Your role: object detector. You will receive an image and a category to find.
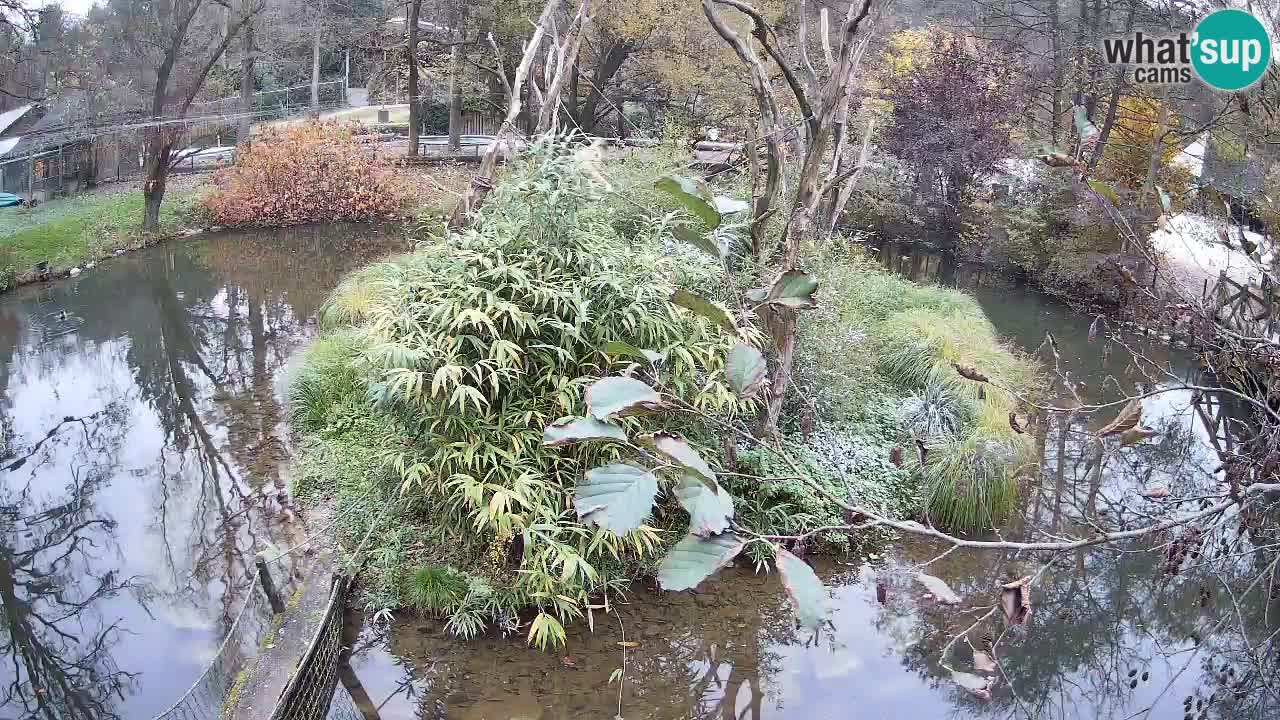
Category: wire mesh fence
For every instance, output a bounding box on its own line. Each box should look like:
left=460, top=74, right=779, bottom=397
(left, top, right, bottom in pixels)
left=269, top=573, right=353, bottom=720
left=149, top=568, right=276, bottom=720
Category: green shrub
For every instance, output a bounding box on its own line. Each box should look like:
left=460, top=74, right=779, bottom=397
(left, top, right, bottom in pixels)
left=295, top=139, right=744, bottom=645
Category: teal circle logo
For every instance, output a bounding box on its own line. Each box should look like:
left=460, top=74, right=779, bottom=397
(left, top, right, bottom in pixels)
left=1192, top=9, right=1272, bottom=91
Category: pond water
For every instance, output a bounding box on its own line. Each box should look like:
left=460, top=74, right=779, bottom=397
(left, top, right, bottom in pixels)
left=3, top=229, right=1273, bottom=720
left=0, top=224, right=406, bottom=720
left=338, top=242, right=1276, bottom=720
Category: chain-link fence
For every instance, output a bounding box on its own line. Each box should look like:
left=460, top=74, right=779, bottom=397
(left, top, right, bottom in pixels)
left=149, top=569, right=276, bottom=720
left=269, top=573, right=353, bottom=720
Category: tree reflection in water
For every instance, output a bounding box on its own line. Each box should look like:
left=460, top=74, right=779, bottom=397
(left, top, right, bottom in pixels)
left=0, top=406, right=137, bottom=719
left=0, top=224, right=404, bottom=718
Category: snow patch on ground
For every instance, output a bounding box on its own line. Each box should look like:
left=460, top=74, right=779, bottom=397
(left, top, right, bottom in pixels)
left=1149, top=212, right=1267, bottom=298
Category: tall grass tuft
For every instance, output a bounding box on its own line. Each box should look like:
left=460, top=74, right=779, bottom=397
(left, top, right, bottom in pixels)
left=797, top=250, right=1041, bottom=533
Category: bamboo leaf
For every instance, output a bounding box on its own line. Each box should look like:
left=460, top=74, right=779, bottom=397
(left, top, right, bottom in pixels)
left=604, top=340, right=665, bottom=365
left=673, top=473, right=734, bottom=536
left=1087, top=179, right=1118, bottom=206
left=670, top=289, right=737, bottom=334
left=656, top=532, right=745, bottom=591
left=574, top=464, right=660, bottom=534
left=655, top=175, right=721, bottom=229
left=585, top=376, right=663, bottom=420
left=671, top=222, right=723, bottom=260
left=776, top=548, right=828, bottom=631
left=639, top=431, right=717, bottom=482
left=725, top=342, right=767, bottom=399
left=543, top=416, right=629, bottom=447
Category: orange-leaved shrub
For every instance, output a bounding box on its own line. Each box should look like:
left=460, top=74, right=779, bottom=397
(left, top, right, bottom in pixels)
left=203, top=121, right=413, bottom=226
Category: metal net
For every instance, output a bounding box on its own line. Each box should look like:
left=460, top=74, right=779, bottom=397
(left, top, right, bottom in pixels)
left=268, top=574, right=353, bottom=720
left=150, top=569, right=274, bottom=720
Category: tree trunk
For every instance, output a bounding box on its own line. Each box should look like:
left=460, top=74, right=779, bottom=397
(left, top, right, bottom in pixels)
left=448, top=43, right=462, bottom=150
left=1048, top=0, right=1063, bottom=146
left=237, top=12, right=255, bottom=146
left=310, top=16, right=322, bottom=112
left=406, top=0, right=423, bottom=156
left=142, top=129, right=171, bottom=233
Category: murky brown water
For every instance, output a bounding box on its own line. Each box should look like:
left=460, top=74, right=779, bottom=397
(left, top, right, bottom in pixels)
left=0, top=223, right=406, bottom=720
left=339, top=242, right=1277, bottom=720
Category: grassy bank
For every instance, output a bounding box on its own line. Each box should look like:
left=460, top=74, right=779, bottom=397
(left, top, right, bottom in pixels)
left=0, top=182, right=203, bottom=290
left=796, top=248, right=1040, bottom=529
left=285, top=146, right=1040, bottom=644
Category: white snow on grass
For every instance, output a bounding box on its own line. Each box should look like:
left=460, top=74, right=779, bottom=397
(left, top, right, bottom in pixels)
left=1149, top=212, right=1267, bottom=298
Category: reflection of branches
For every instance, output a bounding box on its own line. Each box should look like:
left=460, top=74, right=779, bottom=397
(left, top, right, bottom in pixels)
left=0, top=466, right=137, bottom=719
left=1, top=408, right=110, bottom=472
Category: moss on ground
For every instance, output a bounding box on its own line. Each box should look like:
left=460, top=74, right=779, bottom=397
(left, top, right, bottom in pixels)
left=0, top=185, right=203, bottom=290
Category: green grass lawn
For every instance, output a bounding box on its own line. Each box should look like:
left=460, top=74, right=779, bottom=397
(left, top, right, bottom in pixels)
left=0, top=186, right=202, bottom=289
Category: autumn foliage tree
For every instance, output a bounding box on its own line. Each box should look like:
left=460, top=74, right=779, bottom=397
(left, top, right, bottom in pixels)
left=203, top=121, right=413, bottom=226
left=881, top=33, right=1018, bottom=225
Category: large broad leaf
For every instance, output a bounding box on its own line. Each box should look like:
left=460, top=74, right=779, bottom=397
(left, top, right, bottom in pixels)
left=712, top=196, right=751, bottom=215
left=673, top=473, right=734, bottom=535
left=655, top=176, right=721, bottom=229
left=656, top=532, right=744, bottom=591
left=574, top=464, right=659, bottom=534
left=725, top=343, right=767, bottom=399
left=585, top=377, right=663, bottom=420
left=604, top=340, right=664, bottom=366
left=670, top=289, right=737, bottom=335
left=776, top=548, right=828, bottom=631
left=1073, top=105, right=1099, bottom=141
left=543, top=416, right=629, bottom=447
left=1087, top=179, right=1118, bottom=206
left=640, top=431, right=716, bottom=482
left=671, top=222, right=723, bottom=260
left=951, top=670, right=992, bottom=700
left=915, top=573, right=962, bottom=604
left=750, top=269, right=818, bottom=310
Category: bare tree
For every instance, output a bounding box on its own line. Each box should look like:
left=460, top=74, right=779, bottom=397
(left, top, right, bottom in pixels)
left=124, top=0, right=263, bottom=232
left=702, top=0, right=876, bottom=434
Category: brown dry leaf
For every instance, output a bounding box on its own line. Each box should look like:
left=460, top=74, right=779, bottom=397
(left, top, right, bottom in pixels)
left=1120, top=426, right=1159, bottom=447
left=973, top=651, right=997, bottom=674
left=1098, top=400, right=1143, bottom=437
left=999, top=575, right=1032, bottom=625
left=952, top=363, right=989, bottom=383
left=1008, top=412, right=1025, bottom=434
left=1141, top=485, right=1171, bottom=499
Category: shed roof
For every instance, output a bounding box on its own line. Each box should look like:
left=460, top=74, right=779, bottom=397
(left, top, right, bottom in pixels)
left=0, top=104, right=35, bottom=136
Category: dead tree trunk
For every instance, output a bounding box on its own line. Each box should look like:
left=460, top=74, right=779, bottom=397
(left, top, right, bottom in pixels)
left=448, top=0, right=564, bottom=229
left=704, top=0, right=875, bottom=436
